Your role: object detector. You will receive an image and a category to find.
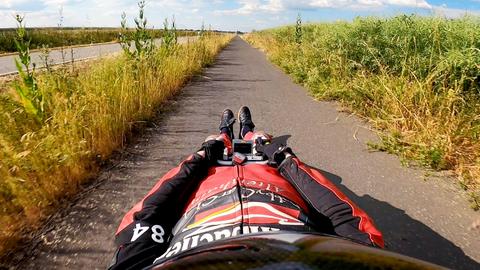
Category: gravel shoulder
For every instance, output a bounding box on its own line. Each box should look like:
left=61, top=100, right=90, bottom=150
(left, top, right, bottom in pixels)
left=5, top=36, right=480, bottom=270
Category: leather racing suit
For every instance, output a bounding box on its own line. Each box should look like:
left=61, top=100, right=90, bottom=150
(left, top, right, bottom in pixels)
left=108, top=145, right=384, bottom=269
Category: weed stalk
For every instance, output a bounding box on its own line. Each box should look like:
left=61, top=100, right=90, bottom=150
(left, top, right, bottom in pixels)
left=13, top=14, right=45, bottom=123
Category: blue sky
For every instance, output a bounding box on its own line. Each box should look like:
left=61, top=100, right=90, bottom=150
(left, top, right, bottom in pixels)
left=0, top=0, right=479, bottom=31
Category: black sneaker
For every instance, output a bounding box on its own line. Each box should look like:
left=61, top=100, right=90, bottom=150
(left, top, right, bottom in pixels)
left=238, top=106, right=255, bottom=139
left=219, top=109, right=236, bottom=140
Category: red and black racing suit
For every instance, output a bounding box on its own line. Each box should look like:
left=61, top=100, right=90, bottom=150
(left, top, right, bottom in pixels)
left=109, top=136, right=384, bottom=269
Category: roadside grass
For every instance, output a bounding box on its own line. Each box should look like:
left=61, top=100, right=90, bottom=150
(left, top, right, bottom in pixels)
left=0, top=33, right=233, bottom=257
left=245, top=15, right=480, bottom=209
left=0, top=27, right=197, bottom=53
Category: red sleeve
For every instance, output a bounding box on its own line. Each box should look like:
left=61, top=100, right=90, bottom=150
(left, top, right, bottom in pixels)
left=278, top=157, right=384, bottom=248
left=109, top=154, right=208, bottom=270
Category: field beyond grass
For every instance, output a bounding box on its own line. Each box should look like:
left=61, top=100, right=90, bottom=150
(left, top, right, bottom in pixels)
left=0, top=27, right=197, bottom=53
left=245, top=15, right=480, bottom=209
left=0, top=34, right=232, bottom=258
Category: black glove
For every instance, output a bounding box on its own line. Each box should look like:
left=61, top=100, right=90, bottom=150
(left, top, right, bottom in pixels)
left=199, top=139, right=225, bottom=164
left=265, top=146, right=294, bottom=166
left=255, top=135, right=295, bottom=166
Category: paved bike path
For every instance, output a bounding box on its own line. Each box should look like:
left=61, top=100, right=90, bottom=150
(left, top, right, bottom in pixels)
left=11, top=36, right=480, bottom=269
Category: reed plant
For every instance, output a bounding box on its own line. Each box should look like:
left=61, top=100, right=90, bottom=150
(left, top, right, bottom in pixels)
left=246, top=15, right=480, bottom=209
left=12, top=15, right=46, bottom=123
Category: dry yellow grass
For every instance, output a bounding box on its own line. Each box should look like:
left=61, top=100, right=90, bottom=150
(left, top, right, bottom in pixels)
left=0, top=34, right=233, bottom=257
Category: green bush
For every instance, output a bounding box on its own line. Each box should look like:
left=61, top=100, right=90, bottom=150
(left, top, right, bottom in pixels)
left=246, top=15, right=480, bottom=209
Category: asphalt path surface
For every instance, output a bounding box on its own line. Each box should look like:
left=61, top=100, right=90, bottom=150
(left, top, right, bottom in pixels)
left=0, top=37, right=195, bottom=75
left=8, top=36, right=480, bottom=269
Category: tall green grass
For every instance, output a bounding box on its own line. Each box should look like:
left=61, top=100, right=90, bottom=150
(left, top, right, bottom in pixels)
left=246, top=15, right=480, bottom=209
left=0, top=33, right=232, bottom=256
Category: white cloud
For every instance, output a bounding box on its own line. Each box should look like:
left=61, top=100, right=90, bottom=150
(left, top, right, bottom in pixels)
left=431, top=4, right=480, bottom=18
left=215, top=0, right=284, bottom=15
left=218, top=0, right=433, bottom=15
left=0, top=0, right=30, bottom=9
left=386, top=0, right=431, bottom=9
left=42, top=0, right=67, bottom=6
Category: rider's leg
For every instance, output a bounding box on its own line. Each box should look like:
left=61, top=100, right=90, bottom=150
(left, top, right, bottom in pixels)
left=219, top=109, right=235, bottom=141
left=243, top=129, right=255, bottom=140
left=219, top=109, right=235, bottom=154
left=238, top=106, right=255, bottom=139
left=237, top=107, right=271, bottom=142
left=219, top=133, right=232, bottom=153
